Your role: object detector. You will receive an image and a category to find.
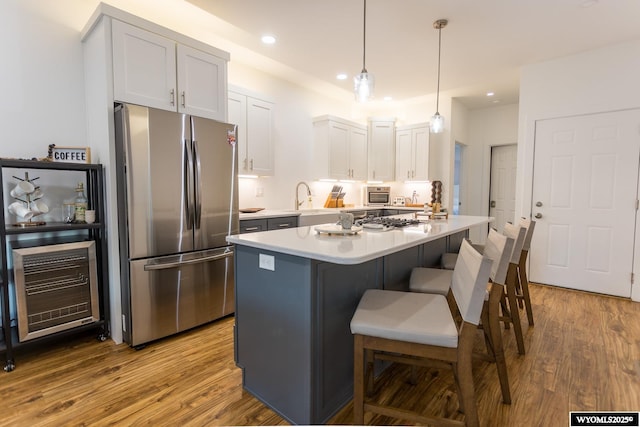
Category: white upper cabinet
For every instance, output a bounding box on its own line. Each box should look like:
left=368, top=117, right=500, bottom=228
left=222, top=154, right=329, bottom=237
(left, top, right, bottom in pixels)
left=395, top=123, right=429, bottom=181
left=228, top=89, right=274, bottom=176
left=176, top=44, right=226, bottom=120
left=313, top=116, right=367, bottom=181
left=367, top=118, right=395, bottom=182
left=112, top=20, right=227, bottom=121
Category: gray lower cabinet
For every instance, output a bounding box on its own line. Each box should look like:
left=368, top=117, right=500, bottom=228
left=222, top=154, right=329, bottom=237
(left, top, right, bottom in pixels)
left=234, top=245, right=382, bottom=424
left=239, top=216, right=299, bottom=234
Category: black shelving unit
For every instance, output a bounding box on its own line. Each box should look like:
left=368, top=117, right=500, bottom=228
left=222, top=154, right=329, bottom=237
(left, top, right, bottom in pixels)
left=0, top=159, right=110, bottom=371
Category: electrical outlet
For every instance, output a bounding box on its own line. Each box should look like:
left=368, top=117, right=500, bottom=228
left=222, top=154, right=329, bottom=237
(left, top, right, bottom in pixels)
left=259, top=253, right=275, bottom=271
left=256, top=187, right=264, bottom=197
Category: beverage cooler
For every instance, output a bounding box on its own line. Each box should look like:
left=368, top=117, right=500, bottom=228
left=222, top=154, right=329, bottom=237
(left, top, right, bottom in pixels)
left=12, top=241, right=100, bottom=342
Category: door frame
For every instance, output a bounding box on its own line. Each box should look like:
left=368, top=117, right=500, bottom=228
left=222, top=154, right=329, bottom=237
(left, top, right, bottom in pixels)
left=480, top=142, right=517, bottom=231
left=487, top=143, right=518, bottom=233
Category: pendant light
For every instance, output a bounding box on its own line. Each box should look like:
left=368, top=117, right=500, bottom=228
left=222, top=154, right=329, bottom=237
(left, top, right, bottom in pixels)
left=430, top=19, right=448, bottom=134
left=354, top=0, right=374, bottom=102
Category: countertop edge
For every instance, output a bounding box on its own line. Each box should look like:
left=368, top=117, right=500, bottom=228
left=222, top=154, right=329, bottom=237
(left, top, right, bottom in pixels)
left=227, top=215, right=493, bottom=265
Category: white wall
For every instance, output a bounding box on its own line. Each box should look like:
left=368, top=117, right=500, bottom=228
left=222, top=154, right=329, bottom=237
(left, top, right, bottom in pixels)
left=466, top=104, right=519, bottom=242
left=0, top=1, right=90, bottom=159
left=517, top=39, right=640, bottom=301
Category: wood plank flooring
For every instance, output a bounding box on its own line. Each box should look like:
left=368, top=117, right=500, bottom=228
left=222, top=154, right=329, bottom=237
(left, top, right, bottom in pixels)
left=1, top=283, right=639, bottom=426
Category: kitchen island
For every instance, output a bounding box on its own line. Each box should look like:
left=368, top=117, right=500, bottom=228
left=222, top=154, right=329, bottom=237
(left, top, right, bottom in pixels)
left=226, top=215, right=492, bottom=425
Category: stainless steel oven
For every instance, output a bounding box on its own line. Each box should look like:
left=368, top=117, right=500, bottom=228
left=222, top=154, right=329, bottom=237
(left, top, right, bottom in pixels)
left=12, top=241, right=99, bottom=342
left=366, top=186, right=391, bottom=206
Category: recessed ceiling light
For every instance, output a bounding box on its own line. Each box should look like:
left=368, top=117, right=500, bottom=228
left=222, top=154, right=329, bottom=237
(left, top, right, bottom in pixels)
left=336, top=73, right=348, bottom=80
left=261, top=35, right=276, bottom=44
left=486, top=92, right=495, bottom=97
left=383, top=96, right=393, bottom=102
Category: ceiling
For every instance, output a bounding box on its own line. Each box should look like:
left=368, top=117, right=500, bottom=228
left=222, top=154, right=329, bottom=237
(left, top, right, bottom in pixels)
left=186, top=0, right=640, bottom=109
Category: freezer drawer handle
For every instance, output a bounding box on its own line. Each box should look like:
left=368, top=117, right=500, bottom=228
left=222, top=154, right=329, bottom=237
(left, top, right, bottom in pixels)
left=143, top=251, right=233, bottom=271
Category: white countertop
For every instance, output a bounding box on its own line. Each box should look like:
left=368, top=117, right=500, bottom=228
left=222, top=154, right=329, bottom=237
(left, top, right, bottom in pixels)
left=227, top=215, right=492, bottom=265
left=238, top=206, right=423, bottom=220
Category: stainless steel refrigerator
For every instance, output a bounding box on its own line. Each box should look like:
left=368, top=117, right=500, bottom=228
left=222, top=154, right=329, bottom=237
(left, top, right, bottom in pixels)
left=114, top=103, right=238, bottom=347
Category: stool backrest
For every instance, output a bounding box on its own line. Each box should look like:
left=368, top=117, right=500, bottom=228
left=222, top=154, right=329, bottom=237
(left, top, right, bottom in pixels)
left=503, top=223, right=526, bottom=265
left=484, top=228, right=515, bottom=285
left=451, top=240, right=493, bottom=326
left=519, top=218, right=536, bottom=251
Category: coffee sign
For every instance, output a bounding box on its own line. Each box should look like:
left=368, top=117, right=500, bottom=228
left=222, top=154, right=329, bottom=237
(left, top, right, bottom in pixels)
left=51, top=147, right=91, bottom=164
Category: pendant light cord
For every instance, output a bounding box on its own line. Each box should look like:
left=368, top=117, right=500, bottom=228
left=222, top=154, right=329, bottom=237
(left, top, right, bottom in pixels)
left=435, top=24, right=442, bottom=113
left=362, top=0, right=367, bottom=73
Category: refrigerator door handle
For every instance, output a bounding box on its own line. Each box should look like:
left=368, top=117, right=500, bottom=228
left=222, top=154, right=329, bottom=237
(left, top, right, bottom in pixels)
left=143, top=251, right=233, bottom=271
left=193, top=139, right=202, bottom=229
left=184, top=138, right=195, bottom=230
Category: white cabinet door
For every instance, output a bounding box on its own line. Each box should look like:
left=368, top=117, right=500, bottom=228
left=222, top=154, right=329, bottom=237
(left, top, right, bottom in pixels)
left=228, top=91, right=248, bottom=172
left=246, top=97, right=274, bottom=176
left=228, top=90, right=274, bottom=176
left=395, top=128, right=413, bottom=181
left=412, top=125, right=429, bottom=181
left=328, top=122, right=350, bottom=180
left=177, top=44, right=226, bottom=121
left=395, top=123, right=429, bottom=181
left=314, top=116, right=368, bottom=180
left=112, top=20, right=176, bottom=111
left=349, top=126, right=368, bottom=181
left=368, top=120, right=395, bottom=181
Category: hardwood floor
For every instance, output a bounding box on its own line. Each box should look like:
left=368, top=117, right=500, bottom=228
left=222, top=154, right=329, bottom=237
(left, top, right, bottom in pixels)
left=1, top=284, right=638, bottom=426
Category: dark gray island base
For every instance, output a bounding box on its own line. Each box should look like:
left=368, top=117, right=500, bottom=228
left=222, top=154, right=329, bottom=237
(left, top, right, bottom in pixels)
left=231, top=224, right=473, bottom=424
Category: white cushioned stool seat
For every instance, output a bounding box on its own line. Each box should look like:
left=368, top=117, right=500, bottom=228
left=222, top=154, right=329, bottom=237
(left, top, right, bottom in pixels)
left=409, top=267, right=452, bottom=296
left=350, top=289, right=458, bottom=348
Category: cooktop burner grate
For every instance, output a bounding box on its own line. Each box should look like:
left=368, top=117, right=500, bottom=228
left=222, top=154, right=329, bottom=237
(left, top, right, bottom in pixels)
left=356, top=216, right=421, bottom=228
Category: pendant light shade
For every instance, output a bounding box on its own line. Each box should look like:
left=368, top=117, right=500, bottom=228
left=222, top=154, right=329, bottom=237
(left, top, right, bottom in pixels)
left=430, top=112, right=444, bottom=134
left=354, top=0, right=374, bottom=102
left=430, top=19, right=448, bottom=134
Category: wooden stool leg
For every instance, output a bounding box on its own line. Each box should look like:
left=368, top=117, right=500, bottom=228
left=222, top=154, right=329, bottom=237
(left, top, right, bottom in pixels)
left=456, top=326, right=480, bottom=427
left=519, top=250, right=535, bottom=325
left=489, top=284, right=511, bottom=404
left=353, top=335, right=365, bottom=424
left=500, top=290, right=511, bottom=330
left=365, top=348, right=375, bottom=395
left=506, top=264, right=526, bottom=355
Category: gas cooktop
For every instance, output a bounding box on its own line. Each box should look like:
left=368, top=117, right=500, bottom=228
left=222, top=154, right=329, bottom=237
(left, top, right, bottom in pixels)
left=356, top=216, right=422, bottom=231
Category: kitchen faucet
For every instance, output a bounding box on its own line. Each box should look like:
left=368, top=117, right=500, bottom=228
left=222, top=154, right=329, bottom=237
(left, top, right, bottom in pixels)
left=295, top=181, right=312, bottom=210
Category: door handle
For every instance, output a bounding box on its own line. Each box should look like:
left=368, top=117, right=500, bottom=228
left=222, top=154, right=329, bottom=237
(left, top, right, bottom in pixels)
left=534, top=213, right=542, bottom=219
left=144, top=251, right=233, bottom=271
left=490, top=200, right=496, bottom=208
left=536, top=201, right=543, bottom=207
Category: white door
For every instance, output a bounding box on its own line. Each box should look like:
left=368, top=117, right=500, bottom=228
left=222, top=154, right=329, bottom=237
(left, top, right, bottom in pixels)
left=530, top=109, right=640, bottom=297
left=489, top=144, right=517, bottom=232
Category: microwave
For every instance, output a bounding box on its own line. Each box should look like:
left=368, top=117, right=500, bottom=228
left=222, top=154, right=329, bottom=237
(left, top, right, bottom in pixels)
left=366, top=186, right=391, bottom=206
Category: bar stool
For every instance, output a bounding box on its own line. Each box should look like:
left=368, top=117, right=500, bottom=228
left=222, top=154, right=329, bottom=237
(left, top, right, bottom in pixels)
left=408, top=228, right=515, bottom=403
left=350, top=240, right=493, bottom=426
